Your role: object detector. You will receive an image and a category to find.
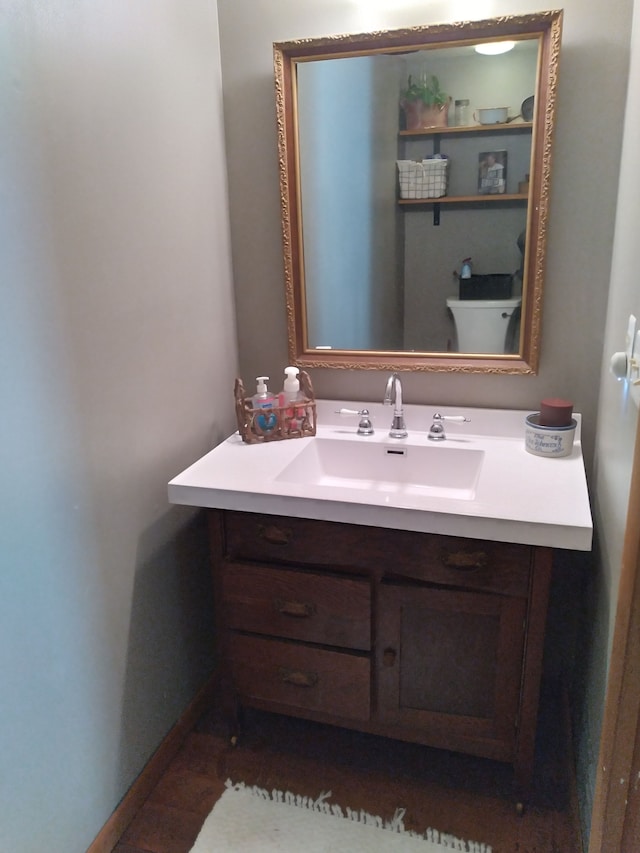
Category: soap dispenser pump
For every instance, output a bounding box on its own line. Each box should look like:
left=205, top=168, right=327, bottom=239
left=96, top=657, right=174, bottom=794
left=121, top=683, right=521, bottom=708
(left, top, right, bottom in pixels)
left=460, top=257, right=472, bottom=279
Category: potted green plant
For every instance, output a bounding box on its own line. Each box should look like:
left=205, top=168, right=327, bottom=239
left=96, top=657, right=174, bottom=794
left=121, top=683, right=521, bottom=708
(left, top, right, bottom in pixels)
left=400, top=73, right=451, bottom=130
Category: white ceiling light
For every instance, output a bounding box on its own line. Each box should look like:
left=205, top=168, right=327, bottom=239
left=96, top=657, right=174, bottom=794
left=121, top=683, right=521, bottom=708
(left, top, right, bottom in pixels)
left=475, top=40, right=516, bottom=55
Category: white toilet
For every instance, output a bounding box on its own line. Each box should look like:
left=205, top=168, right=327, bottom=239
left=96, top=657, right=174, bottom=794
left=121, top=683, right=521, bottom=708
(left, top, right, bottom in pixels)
left=446, top=297, right=522, bottom=354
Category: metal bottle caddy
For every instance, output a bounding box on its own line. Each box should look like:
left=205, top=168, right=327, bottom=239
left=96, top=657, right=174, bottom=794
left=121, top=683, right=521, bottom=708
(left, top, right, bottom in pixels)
left=234, top=370, right=317, bottom=444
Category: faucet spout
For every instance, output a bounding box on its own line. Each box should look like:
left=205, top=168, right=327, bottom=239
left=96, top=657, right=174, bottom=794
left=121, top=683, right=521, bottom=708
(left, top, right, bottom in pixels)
left=383, top=373, right=408, bottom=438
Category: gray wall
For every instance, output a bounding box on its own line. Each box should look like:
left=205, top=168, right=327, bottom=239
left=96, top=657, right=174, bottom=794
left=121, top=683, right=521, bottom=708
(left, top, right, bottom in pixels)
left=0, top=2, right=237, bottom=851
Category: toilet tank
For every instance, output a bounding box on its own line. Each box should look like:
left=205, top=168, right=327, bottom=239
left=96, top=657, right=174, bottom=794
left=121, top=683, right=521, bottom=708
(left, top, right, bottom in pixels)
left=459, top=274, right=513, bottom=300
left=446, top=297, right=521, bottom=354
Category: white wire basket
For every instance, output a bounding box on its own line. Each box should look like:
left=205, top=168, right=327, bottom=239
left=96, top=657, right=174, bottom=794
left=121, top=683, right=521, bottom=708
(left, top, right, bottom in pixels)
left=397, top=156, right=449, bottom=199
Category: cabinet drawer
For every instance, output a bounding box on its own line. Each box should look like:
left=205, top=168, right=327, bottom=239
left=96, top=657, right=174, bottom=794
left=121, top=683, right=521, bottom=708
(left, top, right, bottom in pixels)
left=221, top=511, right=531, bottom=597
left=223, top=511, right=369, bottom=571
left=387, top=536, right=531, bottom=598
left=221, top=563, right=371, bottom=650
left=228, top=634, right=370, bottom=721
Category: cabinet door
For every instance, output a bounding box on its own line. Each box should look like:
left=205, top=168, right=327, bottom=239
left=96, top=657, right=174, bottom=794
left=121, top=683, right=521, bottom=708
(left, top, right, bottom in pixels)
left=377, top=583, right=526, bottom=762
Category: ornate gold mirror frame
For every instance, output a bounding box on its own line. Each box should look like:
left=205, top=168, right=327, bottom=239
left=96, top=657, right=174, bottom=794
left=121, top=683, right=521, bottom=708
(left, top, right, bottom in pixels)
left=274, top=11, right=562, bottom=374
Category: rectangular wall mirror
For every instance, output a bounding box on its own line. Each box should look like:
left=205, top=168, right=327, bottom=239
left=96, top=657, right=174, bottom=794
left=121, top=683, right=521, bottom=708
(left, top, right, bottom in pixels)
left=274, top=11, right=562, bottom=374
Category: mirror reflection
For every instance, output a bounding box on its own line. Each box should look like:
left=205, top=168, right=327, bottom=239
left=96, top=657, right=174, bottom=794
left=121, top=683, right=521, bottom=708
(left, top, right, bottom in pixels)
left=275, top=12, right=562, bottom=373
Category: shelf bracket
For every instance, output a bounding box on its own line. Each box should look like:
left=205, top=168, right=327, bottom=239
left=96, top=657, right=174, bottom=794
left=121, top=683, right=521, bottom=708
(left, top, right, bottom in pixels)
left=433, top=136, right=441, bottom=225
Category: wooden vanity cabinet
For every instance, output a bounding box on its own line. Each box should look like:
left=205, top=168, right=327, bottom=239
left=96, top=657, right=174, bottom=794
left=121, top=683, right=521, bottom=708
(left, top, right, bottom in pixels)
left=209, top=509, right=552, bottom=793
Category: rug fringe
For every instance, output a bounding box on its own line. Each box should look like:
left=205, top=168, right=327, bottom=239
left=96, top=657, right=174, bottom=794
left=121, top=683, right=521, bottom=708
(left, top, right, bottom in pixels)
left=223, top=779, right=491, bottom=852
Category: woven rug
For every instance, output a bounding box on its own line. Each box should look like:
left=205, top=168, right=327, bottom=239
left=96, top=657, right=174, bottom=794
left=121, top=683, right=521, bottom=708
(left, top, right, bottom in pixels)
left=189, top=780, right=491, bottom=853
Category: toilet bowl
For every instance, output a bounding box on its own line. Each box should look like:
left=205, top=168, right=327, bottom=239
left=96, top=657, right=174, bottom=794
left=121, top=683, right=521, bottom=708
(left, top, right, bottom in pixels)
left=446, top=297, right=522, bottom=354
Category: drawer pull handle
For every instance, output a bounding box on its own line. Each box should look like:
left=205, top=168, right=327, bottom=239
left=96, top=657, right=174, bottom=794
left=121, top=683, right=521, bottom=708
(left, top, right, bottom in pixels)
left=279, top=667, right=318, bottom=688
left=258, top=524, right=292, bottom=545
left=275, top=598, right=316, bottom=618
left=442, top=551, right=488, bottom=571
left=382, top=647, right=397, bottom=667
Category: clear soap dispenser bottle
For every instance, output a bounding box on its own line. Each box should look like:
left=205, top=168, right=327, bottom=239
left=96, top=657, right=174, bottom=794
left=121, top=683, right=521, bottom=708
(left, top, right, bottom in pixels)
left=251, top=376, right=276, bottom=434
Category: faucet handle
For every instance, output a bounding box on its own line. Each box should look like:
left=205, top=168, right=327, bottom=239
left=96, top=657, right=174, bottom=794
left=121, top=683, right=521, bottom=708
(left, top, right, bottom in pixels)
left=335, top=408, right=374, bottom=435
left=429, top=412, right=470, bottom=441
left=432, top=413, right=471, bottom=423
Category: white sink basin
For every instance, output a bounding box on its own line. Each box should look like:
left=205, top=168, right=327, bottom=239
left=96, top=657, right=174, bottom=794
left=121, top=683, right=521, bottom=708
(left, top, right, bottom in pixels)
left=168, top=399, right=593, bottom=551
left=276, top=436, right=484, bottom=500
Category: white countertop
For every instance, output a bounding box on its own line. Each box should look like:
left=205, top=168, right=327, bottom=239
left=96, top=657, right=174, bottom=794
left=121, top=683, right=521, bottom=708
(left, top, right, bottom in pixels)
left=168, top=400, right=593, bottom=551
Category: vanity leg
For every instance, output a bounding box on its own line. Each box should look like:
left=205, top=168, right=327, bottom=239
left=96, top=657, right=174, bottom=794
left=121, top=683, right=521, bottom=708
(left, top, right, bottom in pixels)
left=227, top=699, right=244, bottom=746
left=220, top=678, right=243, bottom=745
left=209, top=509, right=244, bottom=745
left=513, top=546, right=553, bottom=810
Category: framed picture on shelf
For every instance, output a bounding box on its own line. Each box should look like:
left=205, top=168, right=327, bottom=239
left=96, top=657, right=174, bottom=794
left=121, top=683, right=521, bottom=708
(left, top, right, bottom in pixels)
left=478, top=150, right=507, bottom=195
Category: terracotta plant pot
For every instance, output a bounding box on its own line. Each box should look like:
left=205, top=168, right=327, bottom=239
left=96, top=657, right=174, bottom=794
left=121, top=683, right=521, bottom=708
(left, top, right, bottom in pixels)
left=402, top=99, right=450, bottom=130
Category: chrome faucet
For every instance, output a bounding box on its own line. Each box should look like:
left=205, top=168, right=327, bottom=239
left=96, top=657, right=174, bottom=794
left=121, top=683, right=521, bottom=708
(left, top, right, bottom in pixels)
left=383, top=373, right=407, bottom=438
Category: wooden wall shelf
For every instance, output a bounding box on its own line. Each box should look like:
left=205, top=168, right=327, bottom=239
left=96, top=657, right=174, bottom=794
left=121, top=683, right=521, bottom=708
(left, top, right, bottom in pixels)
left=399, top=193, right=528, bottom=206
left=399, top=121, right=533, bottom=138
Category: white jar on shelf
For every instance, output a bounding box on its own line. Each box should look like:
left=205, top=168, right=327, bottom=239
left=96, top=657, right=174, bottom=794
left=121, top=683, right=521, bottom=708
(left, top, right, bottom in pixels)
left=454, top=98, right=470, bottom=126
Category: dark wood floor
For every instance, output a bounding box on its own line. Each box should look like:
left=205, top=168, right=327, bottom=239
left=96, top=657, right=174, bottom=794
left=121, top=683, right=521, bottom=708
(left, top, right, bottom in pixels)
left=115, top=681, right=582, bottom=853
